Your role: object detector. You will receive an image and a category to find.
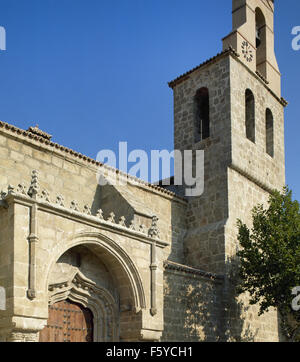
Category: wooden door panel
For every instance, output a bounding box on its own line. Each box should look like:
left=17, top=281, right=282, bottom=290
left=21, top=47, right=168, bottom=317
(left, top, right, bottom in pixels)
left=39, top=299, right=93, bottom=342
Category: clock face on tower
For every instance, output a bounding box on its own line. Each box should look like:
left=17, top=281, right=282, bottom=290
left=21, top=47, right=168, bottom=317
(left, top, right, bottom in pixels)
left=241, top=41, right=253, bottom=63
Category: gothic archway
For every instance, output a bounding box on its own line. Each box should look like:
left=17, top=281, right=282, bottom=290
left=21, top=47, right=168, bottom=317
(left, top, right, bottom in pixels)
left=42, top=232, right=146, bottom=342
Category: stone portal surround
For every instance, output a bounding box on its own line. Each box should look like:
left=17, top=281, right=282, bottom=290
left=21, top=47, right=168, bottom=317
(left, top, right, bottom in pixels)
left=0, top=170, right=169, bottom=341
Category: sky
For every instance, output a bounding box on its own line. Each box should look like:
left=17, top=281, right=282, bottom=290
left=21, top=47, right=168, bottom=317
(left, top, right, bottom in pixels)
left=0, top=0, right=299, bottom=200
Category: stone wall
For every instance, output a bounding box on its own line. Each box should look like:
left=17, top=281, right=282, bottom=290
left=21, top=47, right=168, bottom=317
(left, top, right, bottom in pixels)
left=221, top=55, right=285, bottom=342
left=173, top=55, right=231, bottom=275
left=0, top=123, right=189, bottom=341
left=170, top=49, right=286, bottom=341
left=162, top=263, right=223, bottom=342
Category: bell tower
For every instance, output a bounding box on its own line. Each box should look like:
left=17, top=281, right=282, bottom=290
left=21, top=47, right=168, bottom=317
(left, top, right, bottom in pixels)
left=223, top=0, right=281, bottom=97
left=169, top=0, right=286, bottom=275
left=168, top=0, right=286, bottom=341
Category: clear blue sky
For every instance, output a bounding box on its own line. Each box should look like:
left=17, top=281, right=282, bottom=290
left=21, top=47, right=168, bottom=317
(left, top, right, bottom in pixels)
left=0, top=1, right=299, bottom=200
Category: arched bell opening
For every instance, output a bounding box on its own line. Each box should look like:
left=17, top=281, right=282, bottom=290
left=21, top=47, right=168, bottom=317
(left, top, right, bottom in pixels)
left=255, top=7, right=267, bottom=77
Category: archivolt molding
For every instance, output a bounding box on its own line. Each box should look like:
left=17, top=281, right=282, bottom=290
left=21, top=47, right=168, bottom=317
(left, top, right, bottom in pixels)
left=45, top=231, right=146, bottom=315
left=71, top=232, right=146, bottom=312
left=48, top=269, right=119, bottom=342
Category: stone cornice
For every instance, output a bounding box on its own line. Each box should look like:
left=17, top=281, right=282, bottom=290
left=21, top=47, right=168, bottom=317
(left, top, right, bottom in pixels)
left=229, top=163, right=278, bottom=194
left=164, top=260, right=224, bottom=282
left=231, top=52, right=287, bottom=107
left=0, top=173, right=169, bottom=249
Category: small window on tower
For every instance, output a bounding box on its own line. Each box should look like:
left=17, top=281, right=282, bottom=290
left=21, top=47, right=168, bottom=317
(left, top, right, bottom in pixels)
left=266, top=108, right=274, bottom=158
left=245, top=89, right=255, bottom=143
left=194, top=87, right=210, bottom=142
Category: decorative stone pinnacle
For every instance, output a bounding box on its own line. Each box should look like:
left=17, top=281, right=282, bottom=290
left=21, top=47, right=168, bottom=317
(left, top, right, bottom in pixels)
left=148, top=215, right=160, bottom=239
left=96, top=209, right=104, bottom=219
left=129, top=219, right=136, bottom=230
left=139, top=224, right=147, bottom=234
left=70, top=200, right=79, bottom=211
left=56, top=195, right=65, bottom=207
left=40, top=189, right=50, bottom=203
left=17, top=183, right=27, bottom=195
left=83, top=205, right=91, bottom=215
left=119, top=216, right=126, bottom=227
left=107, top=212, right=115, bottom=223
left=28, top=170, right=39, bottom=199
left=7, top=185, right=15, bottom=195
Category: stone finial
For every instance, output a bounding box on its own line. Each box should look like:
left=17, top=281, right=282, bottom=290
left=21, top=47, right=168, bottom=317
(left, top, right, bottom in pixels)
left=56, top=195, right=65, bottom=207
left=107, top=212, right=115, bottom=223
left=70, top=201, right=79, bottom=211
left=17, top=183, right=27, bottom=195
left=139, top=224, right=147, bottom=234
left=40, top=189, right=50, bottom=203
left=119, top=216, right=126, bottom=227
left=83, top=205, right=91, bottom=215
left=7, top=185, right=15, bottom=195
left=129, top=219, right=136, bottom=230
left=28, top=170, right=39, bottom=199
left=148, top=215, right=160, bottom=239
left=96, top=209, right=104, bottom=219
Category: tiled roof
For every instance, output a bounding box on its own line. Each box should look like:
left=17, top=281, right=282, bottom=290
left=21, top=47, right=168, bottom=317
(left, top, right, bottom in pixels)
left=168, top=47, right=240, bottom=89
left=27, top=125, right=52, bottom=140
left=168, top=46, right=288, bottom=106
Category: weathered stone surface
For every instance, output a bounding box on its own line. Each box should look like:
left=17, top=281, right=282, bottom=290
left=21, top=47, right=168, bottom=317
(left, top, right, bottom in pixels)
left=0, top=0, right=287, bottom=342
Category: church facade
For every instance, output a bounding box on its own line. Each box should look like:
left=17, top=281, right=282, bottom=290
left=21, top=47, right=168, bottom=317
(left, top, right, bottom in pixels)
left=0, top=0, right=287, bottom=342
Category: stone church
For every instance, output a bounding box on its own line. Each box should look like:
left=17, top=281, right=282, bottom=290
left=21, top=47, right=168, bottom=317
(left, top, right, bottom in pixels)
left=0, top=0, right=287, bottom=342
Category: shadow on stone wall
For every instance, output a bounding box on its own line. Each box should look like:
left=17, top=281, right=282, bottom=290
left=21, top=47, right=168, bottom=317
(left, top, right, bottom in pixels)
left=222, top=255, right=258, bottom=342
left=162, top=269, right=223, bottom=341
left=162, top=255, right=258, bottom=342
left=91, top=184, right=134, bottom=225
left=90, top=181, right=259, bottom=342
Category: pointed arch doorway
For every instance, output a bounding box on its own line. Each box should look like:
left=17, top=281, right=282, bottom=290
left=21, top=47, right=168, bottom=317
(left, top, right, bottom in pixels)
left=39, top=299, right=94, bottom=342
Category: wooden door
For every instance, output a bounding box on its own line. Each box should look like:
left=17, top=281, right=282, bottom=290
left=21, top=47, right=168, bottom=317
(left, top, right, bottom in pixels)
left=39, top=299, right=94, bottom=342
